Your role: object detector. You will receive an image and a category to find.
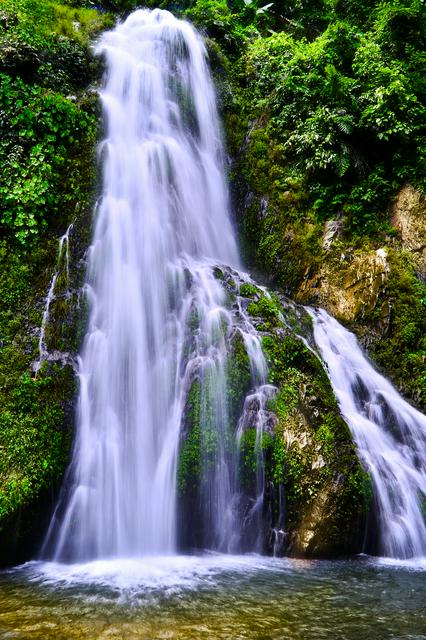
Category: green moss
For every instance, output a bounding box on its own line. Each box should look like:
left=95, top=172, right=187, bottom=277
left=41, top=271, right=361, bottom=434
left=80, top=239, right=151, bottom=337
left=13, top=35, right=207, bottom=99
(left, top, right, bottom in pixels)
left=247, top=295, right=281, bottom=324
left=238, top=427, right=274, bottom=488
left=368, top=250, right=426, bottom=409
left=262, top=333, right=321, bottom=385
left=270, top=434, right=286, bottom=485
left=177, top=381, right=202, bottom=495
left=178, top=330, right=255, bottom=497
left=178, top=366, right=236, bottom=496
left=213, top=266, right=224, bottom=280
left=225, top=331, right=252, bottom=422
left=0, top=235, right=83, bottom=529
left=238, top=428, right=258, bottom=476
left=0, top=368, right=74, bottom=525
left=239, top=282, right=260, bottom=298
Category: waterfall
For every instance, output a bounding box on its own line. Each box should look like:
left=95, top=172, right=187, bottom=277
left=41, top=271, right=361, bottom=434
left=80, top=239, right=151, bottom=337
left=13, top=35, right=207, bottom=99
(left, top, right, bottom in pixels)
left=34, top=223, right=73, bottom=377
left=39, top=8, right=426, bottom=563
left=310, top=308, right=426, bottom=559
left=43, top=9, right=272, bottom=561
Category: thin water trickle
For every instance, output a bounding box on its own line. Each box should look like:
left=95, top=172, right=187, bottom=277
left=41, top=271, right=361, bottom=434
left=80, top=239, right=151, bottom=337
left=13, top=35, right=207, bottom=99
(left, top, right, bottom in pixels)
left=34, top=222, right=73, bottom=377
left=310, top=308, right=426, bottom=559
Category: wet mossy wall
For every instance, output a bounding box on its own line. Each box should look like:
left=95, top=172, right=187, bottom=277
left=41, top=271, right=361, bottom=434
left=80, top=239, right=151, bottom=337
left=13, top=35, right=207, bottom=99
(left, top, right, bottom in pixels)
left=0, top=0, right=111, bottom=565
left=245, top=286, right=370, bottom=556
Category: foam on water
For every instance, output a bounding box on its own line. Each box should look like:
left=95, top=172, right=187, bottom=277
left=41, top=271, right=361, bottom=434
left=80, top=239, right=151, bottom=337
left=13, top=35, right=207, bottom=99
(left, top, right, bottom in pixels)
left=16, top=555, right=303, bottom=599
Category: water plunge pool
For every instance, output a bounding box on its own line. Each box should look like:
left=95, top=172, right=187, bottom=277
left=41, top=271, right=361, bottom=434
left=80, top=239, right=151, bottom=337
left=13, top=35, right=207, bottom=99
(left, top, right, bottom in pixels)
left=0, top=554, right=425, bottom=639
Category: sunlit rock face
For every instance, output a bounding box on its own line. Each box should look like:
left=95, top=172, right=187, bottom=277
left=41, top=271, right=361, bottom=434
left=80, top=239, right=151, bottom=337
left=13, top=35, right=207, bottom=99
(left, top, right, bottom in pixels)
left=392, top=184, right=426, bottom=277
left=297, top=248, right=389, bottom=324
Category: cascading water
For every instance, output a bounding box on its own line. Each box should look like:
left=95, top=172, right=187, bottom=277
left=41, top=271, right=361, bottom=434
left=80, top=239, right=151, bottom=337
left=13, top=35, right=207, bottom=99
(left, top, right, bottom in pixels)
left=43, top=9, right=273, bottom=561
left=34, top=222, right=73, bottom=377
left=310, top=308, right=426, bottom=559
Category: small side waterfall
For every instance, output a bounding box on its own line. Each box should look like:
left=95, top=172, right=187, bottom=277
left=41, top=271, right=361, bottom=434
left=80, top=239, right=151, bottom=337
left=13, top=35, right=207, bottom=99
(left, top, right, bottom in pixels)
left=310, top=308, right=426, bottom=559
left=43, top=9, right=274, bottom=561
left=34, top=223, right=73, bottom=377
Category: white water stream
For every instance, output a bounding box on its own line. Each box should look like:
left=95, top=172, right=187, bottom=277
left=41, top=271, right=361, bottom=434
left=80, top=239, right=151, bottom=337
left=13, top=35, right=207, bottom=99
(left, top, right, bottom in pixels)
left=310, top=308, right=426, bottom=559
left=43, top=9, right=271, bottom=561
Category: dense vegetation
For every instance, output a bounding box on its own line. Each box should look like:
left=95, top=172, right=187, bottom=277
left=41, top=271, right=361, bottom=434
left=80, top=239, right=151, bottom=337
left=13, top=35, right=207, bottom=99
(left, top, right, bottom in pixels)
left=0, top=0, right=424, bottom=561
left=187, top=0, right=426, bottom=408
left=1, top=0, right=424, bottom=244
left=0, top=0, right=106, bottom=559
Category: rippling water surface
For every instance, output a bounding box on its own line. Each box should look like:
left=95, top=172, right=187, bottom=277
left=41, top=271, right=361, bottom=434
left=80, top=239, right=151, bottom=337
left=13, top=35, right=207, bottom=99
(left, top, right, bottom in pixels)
left=0, top=555, right=425, bottom=639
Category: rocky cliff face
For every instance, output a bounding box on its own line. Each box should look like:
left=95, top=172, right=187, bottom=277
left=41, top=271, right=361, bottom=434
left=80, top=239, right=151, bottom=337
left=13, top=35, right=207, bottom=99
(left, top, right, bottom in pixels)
left=392, top=185, right=426, bottom=278
left=293, top=187, right=426, bottom=409
left=297, top=247, right=389, bottom=324
left=297, top=185, right=426, bottom=328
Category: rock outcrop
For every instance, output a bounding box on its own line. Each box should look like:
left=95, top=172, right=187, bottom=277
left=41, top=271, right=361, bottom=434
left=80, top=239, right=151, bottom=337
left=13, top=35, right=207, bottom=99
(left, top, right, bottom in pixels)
left=297, top=247, right=389, bottom=324
left=177, top=273, right=370, bottom=558
left=392, top=185, right=426, bottom=277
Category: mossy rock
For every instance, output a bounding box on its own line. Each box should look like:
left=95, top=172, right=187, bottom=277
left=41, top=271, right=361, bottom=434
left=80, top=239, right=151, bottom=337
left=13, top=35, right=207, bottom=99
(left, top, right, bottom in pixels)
left=176, top=283, right=371, bottom=557
left=0, top=204, right=92, bottom=565
left=258, top=308, right=371, bottom=557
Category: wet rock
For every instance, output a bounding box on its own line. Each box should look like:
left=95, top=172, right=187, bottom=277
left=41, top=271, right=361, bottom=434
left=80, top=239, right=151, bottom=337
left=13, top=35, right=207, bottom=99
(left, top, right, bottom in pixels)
left=322, top=218, right=343, bottom=250
left=392, top=184, right=426, bottom=277
left=297, top=248, right=389, bottom=323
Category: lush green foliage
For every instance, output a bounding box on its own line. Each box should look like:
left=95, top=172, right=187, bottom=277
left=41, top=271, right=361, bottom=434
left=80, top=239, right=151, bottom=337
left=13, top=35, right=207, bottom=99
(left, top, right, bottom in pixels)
left=0, top=369, right=73, bottom=521
left=243, top=2, right=425, bottom=234
left=0, top=0, right=99, bottom=537
left=0, top=74, right=97, bottom=241
left=0, top=0, right=107, bottom=243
